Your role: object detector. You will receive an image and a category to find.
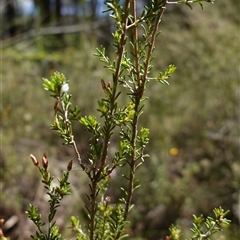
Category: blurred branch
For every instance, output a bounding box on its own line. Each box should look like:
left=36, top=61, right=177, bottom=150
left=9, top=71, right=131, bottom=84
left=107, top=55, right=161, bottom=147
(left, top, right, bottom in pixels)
left=1, top=21, right=111, bottom=49
left=206, top=121, right=239, bottom=144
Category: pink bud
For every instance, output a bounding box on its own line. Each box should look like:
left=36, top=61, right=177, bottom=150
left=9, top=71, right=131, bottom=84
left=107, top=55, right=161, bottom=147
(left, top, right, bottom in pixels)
left=101, top=79, right=107, bottom=90
left=107, top=82, right=111, bottom=89
left=42, top=153, right=48, bottom=170
left=30, top=154, right=40, bottom=168
left=0, top=219, right=4, bottom=228
left=0, top=229, right=4, bottom=237
left=54, top=100, right=59, bottom=111
left=67, top=159, right=73, bottom=171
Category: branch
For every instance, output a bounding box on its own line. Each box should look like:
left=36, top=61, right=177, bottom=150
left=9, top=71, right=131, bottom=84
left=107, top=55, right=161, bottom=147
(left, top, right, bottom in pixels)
left=1, top=21, right=111, bottom=48
left=167, top=0, right=214, bottom=4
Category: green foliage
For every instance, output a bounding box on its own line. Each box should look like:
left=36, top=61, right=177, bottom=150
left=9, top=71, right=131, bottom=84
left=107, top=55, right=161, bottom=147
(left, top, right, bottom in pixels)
left=168, top=207, right=231, bottom=240
left=177, top=0, right=215, bottom=10
left=24, top=1, right=232, bottom=240
left=2, top=0, right=238, bottom=240
left=43, top=72, right=68, bottom=96
left=26, top=154, right=72, bottom=240
left=189, top=207, right=231, bottom=240
left=169, top=224, right=182, bottom=240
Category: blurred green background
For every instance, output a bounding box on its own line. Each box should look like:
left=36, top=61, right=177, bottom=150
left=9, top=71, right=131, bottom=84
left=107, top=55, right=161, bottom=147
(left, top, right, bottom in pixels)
left=1, top=0, right=239, bottom=239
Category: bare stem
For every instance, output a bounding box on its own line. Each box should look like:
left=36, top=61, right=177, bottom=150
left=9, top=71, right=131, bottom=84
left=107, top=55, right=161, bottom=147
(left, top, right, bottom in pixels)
left=60, top=99, right=84, bottom=169
left=89, top=181, right=98, bottom=240
left=72, top=140, right=85, bottom=170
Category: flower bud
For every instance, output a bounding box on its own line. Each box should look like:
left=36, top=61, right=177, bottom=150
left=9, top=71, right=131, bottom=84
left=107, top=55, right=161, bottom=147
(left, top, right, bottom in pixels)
left=54, top=100, right=59, bottom=111
left=60, top=82, right=69, bottom=95
left=67, top=159, right=73, bottom=171
left=0, top=229, right=4, bottom=237
left=107, top=82, right=111, bottom=89
left=105, top=196, right=111, bottom=203
left=30, top=154, right=40, bottom=168
left=0, top=219, right=4, bottom=228
left=42, top=153, right=48, bottom=170
left=0, top=219, right=4, bottom=237
left=101, top=79, right=107, bottom=90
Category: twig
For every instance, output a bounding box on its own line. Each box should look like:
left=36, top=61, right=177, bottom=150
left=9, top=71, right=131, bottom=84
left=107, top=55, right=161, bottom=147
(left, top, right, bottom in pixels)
left=1, top=21, right=111, bottom=48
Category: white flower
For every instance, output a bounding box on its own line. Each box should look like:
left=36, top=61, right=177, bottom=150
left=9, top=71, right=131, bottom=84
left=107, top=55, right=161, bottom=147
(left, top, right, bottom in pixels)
left=60, top=82, right=69, bottom=94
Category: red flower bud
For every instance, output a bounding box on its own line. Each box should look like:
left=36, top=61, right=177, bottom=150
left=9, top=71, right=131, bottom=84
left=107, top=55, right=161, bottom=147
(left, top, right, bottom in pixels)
left=0, top=219, right=4, bottom=228
left=42, top=153, right=48, bottom=170
left=30, top=154, right=40, bottom=168
left=0, top=219, right=4, bottom=237
left=67, top=159, right=73, bottom=171
left=101, top=79, right=107, bottom=90
left=54, top=100, right=59, bottom=111
left=107, top=82, right=111, bottom=89
left=0, top=229, right=4, bottom=237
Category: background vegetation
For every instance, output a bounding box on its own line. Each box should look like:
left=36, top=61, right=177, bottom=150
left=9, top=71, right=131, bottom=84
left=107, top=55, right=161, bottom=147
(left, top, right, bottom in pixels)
left=1, top=0, right=239, bottom=239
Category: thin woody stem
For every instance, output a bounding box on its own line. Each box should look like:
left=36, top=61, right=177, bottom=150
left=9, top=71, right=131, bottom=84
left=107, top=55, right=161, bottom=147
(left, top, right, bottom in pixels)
left=60, top=96, right=84, bottom=169
left=115, top=1, right=168, bottom=238
left=131, top=0, right=141, bottom=85
left=89, top=3, right=131, bottom=238
left=98, top=0, right=131, bottom=177
left=143, top=0, right=167, bottom=84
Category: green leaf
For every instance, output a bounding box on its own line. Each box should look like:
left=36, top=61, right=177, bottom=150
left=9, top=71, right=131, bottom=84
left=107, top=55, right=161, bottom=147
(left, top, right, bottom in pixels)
left=140, top=127, right=150, bottom=143
left=79, top=115, right=100, bottom=133
left=43, top=71, right=68, bottom=96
